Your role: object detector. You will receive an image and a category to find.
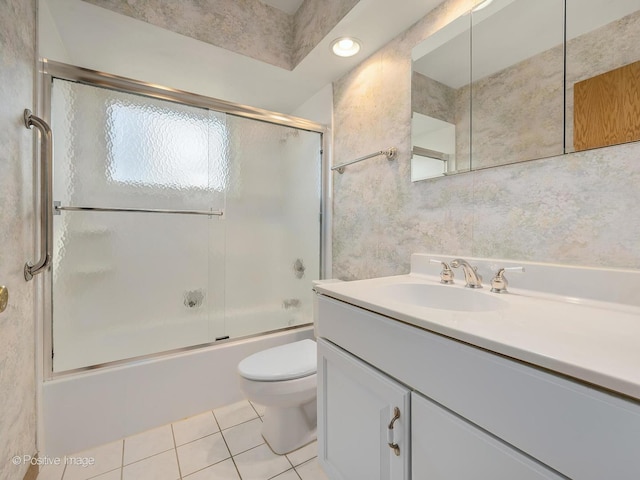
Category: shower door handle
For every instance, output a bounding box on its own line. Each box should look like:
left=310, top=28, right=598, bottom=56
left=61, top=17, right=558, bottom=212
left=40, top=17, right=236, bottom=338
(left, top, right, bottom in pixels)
left=24, top=109, right=53, bottom=281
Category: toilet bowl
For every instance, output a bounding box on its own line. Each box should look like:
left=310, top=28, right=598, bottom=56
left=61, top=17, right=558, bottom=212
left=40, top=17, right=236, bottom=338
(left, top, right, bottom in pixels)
left=238, top=339, right=317, bottom=454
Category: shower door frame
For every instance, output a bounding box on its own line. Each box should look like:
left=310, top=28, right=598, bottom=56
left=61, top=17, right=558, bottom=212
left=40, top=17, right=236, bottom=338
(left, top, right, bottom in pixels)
left=38, top=59, right=331, bottom=380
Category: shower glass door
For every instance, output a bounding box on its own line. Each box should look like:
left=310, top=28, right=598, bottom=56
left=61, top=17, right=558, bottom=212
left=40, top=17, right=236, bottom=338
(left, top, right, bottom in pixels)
left=49, top=75, right=322, bottom=373
left=223, top=115, right=321, bottom=338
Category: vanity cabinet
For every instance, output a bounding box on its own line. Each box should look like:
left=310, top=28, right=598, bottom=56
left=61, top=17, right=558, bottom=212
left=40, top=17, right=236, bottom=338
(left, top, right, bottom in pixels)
left=317, top=338, right=410, bottom=480
left=318, top=337, right=560, bottom=480
left=316, top=294, right=640, bottom=480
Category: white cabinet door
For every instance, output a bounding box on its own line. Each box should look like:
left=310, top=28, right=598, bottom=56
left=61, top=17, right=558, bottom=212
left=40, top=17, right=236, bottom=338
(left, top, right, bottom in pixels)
left=318, top=339, right=410, bottom=480
left=411, top=392, right=564, bottom=480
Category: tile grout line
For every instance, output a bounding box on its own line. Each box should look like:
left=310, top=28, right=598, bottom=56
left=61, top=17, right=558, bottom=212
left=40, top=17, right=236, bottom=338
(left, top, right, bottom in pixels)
left=282, top=448, right=303, bottom=480
left=67, top=401, right=315, bottom=480
left=217, top=412, right=263, bottom=432
left=220, top=417, right=260, bottom=432
left=170, top=423, right=183, bottom=480
left=212, top=409, right=244, bottom=480
left=114, top=407, right=253, bottom=478
left=171, top=409, right=224, bottom=449
left=120, top=439, right=125, bottom=480
left=78, top=445, right=125, bottom=480
left=60, top=460, right=68, bottom=480
left=248, top=401, right=262, bottom=419
left=295, top=456, right=322, bottom=479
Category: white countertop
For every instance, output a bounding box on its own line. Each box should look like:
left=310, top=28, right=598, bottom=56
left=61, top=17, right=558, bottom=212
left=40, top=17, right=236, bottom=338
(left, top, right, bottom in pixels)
left=315, top=273, right=640, bottom=402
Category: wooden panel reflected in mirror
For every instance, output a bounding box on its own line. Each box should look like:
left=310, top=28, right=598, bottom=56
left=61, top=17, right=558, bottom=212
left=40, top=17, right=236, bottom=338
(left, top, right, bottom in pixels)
left=574, top=61, right=640, bottom=152
left=565, top=0, right=640, bottom=153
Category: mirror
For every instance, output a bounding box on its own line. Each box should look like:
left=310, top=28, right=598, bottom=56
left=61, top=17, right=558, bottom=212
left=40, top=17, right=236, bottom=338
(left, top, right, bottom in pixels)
left=470, top=0, right=564, bottom=170
left=411, top=12, right=471, bottom=180
left=411, top=0, right=640, bottom=179
left=565, top=0, right=640, bottom=153
left=411, top=0, right=564, bottom=180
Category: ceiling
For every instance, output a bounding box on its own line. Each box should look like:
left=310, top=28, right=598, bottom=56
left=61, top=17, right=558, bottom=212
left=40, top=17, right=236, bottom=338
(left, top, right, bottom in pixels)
left=259, top=0, right=304, bottom=15
left=41, top=0, right=444, bottom=115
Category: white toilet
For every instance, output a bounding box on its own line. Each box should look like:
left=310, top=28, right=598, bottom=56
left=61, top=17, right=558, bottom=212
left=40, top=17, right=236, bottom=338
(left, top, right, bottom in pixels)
left=238, top=339, right=317, bottom=454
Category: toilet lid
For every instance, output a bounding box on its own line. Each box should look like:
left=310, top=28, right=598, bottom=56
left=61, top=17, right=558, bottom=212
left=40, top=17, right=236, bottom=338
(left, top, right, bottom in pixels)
left=238, top=339, right=317, bottom=381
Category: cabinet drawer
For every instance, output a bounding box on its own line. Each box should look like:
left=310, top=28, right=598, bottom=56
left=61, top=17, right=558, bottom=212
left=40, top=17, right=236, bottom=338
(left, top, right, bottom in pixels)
left=412, top=392, right=563, bottom=479
left=317, top=295, right=640, bottom=480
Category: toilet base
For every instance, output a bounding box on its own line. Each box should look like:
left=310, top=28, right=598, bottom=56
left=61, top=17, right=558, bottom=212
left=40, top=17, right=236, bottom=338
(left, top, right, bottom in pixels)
left=261, top=398, right=317, bottom=454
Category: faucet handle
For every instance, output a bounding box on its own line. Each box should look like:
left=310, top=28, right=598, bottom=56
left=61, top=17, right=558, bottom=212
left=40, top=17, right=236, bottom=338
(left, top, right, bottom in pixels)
left=490, top=266, right=525, bottom=294
left=429, top=259, right=454, bottom=284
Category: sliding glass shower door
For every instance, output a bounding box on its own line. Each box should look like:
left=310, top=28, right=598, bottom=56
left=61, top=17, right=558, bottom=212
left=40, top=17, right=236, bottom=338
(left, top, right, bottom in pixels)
left=223, top=115, right=321, bottom=338
left=49, top=75, right=322, bottom=373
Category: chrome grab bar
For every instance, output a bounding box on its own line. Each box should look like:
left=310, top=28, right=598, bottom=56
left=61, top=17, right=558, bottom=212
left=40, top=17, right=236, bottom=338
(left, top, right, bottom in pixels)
left=24, top=109, right=53, bottom=281
left=331, top=147, right=396, bottom=174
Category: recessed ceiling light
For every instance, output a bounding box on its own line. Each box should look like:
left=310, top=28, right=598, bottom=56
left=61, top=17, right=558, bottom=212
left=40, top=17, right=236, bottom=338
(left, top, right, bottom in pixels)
left=331, top=37, right=361, bottom=57
left=472, top=0, right=494, bottom=12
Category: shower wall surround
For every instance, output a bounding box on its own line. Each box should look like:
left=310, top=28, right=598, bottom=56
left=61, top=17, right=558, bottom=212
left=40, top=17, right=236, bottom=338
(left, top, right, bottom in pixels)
left=0, top=1, right=36, bottom=479
left=332, top=0, right=640, bottom=280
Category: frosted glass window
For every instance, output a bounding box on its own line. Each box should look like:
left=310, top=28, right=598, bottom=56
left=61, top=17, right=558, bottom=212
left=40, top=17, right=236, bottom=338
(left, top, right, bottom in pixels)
left=107, top=102, right=228, bottom=191
left=51, top=79, right=228, bottom=211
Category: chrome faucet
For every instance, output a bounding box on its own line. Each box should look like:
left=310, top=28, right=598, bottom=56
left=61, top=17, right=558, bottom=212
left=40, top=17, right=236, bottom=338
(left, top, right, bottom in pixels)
left=450, top=259, right=483, bottom=288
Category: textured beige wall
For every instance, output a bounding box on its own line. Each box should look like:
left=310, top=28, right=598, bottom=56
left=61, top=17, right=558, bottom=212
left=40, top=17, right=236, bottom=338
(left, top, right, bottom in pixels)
left=0, top=0, right=36, bottom=478
left=468, top=43, right=564, bottom=169
left=83, top=0, right=294, bottom=69
left=332, top=0, right=640, bottom=280
left=411, top=71, right=455, bottom=123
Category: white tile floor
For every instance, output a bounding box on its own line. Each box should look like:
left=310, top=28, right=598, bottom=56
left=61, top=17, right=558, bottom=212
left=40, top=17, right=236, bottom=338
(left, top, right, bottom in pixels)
left=37, top=400, right=328, bottom=480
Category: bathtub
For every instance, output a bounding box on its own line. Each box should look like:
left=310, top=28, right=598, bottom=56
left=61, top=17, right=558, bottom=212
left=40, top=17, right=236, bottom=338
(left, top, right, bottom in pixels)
left=39, top=325, right=314, bottom=456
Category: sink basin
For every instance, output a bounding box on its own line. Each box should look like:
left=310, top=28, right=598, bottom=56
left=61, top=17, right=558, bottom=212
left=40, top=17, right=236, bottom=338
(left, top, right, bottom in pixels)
left=373, top=283, right=506, bottom=312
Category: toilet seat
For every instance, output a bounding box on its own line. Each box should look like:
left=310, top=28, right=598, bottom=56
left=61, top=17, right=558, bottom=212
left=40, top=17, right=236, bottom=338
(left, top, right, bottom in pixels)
left=238, top=339, right=316, bottom=382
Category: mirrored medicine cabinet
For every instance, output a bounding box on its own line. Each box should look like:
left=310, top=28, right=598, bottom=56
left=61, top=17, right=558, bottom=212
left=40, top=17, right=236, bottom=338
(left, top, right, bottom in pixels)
left=411, top=0, right=640, bottom=181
